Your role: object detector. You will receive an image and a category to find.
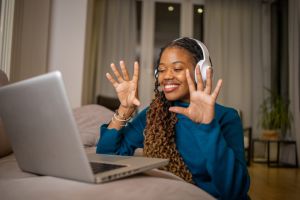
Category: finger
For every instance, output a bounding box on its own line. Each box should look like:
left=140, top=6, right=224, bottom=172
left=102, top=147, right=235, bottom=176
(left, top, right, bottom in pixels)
left=133, top=98, right=141, bottom=107
left=106, top=73, right=118, bottom=88
left=120, top=60, right=130, bottom=81
left=196, top=65, right=204, bottom=91
left=135, top=83, right=139, bottom=102
left=110, top=63, right=124, bottom=83
left=132, top=61, right=139, bottom=83
left=211, top=79, right=223, bottom=100
left=204, top=67, right=213, bottom=94
left=186, top=69, right=196, bottom=93
left=169, top=106, right=188, bottom=116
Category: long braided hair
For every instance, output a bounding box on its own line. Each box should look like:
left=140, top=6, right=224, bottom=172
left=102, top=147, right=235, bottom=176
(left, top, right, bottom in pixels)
left=143, top=37, right=204, bottom=183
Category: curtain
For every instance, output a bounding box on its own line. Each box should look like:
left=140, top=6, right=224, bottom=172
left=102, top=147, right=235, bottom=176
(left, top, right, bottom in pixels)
left=82, top=0, right=137, bottom=104
left=0, top=0, right=15, bottom=79
left=82, top=0, right=106, bottom=105
left=204, top=0, right=269, bottom=137
left=288, top=0, right=300, bottom=165
left=96, top=0, right=137, bottom=100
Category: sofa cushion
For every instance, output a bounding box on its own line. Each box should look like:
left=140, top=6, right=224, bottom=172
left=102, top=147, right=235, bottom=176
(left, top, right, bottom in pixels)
left=0, top=119, right=12, bottom=158
left=73, top=104, right=113, bottom=147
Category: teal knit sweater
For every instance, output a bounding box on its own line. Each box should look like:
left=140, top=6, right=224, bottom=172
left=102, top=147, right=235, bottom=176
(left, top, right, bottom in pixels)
left=96, top=101, right=250, bottom=200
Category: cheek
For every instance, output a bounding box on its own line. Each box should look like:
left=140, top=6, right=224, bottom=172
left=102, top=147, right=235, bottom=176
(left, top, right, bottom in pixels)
left=182, top=81, right=190, bottom=92
left=180, top=72, right=195, bottom=91
left=158, top=76, right=163, bottom=85
left=178, top=73, right=187, bottom=81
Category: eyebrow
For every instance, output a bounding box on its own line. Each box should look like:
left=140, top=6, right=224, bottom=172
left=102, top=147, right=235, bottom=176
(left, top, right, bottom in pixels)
left=159, top=61, right=185, bottom=66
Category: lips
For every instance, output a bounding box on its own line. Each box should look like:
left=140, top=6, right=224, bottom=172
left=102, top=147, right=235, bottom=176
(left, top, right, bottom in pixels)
left=163, top=84, right=180, bottom=93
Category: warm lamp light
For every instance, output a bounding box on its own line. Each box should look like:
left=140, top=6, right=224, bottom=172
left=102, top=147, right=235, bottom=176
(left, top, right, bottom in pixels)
left=168, top=6, right=174, bottom=12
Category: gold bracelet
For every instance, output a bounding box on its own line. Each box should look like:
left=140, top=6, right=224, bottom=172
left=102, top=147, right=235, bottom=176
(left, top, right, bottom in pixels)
left=111, top=116, right=127, bottom=127
left=114, top=109, right=132, bottom=122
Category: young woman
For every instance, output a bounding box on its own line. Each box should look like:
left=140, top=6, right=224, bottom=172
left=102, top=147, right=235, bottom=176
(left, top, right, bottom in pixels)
left=96, top=37, right=250, bottom=200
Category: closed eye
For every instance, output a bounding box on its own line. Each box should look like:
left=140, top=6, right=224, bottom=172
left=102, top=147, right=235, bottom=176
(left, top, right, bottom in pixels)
left=174, top=68, right=183, bottom=72
left=157, top=68, right=165, bottom=73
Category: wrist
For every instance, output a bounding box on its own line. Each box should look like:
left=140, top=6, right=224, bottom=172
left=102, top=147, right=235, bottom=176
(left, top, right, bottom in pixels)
left=117, top=105, right=136, bottom=120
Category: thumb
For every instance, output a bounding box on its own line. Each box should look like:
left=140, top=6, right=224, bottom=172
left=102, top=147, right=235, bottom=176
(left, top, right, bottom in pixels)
left=169, top=106, right=187, bottom=116
left=133, top=98, right=141, bottom=107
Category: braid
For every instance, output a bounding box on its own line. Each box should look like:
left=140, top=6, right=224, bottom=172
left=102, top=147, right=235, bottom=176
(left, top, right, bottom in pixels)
left=143, top=81, right=193, bottom=183
left=144, top=37, right=204, bottom=184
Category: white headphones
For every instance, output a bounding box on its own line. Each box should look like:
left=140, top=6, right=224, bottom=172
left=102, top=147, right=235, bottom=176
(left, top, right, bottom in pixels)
left=191, top=38, right=212, bottom=83
left=155, top=37, right=212, bottom=83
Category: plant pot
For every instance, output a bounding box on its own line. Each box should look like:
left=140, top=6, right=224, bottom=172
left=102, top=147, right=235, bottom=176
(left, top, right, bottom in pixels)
left=261, top=129, right=280, bottom=140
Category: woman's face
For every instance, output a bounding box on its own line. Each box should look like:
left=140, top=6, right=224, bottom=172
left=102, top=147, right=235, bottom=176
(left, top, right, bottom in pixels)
left=158, top=47, right=196, bottom=103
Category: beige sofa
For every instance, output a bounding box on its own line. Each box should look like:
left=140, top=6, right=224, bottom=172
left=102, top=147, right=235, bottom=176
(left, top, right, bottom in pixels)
left=0, top=100, right=214, bottom=200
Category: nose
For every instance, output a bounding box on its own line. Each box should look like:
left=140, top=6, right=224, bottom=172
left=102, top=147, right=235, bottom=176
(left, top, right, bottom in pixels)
left=164, top=69, right=174, bottom=79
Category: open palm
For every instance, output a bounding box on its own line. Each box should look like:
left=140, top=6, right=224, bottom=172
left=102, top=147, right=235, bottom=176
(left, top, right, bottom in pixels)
left=169, top=67, right=222, bottom=124
left=106, top=61, right=140, bottom=108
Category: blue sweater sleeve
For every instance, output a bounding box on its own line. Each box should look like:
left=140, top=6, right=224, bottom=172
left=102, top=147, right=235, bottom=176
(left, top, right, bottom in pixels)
left=96, top=109, right=147, bottom=156
left=191, top=108, right=250, bottom=200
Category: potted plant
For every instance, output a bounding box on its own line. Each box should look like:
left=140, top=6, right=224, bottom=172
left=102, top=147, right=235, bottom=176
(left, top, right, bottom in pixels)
left=259, top=89, right=293, bottom=140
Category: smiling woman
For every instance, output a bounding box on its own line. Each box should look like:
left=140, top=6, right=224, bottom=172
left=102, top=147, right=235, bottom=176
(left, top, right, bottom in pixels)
left=97, top=37, right=250, bottom=200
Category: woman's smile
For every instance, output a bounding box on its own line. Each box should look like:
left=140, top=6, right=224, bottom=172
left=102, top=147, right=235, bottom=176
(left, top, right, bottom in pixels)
left=163, top=83, right=180, bottom=93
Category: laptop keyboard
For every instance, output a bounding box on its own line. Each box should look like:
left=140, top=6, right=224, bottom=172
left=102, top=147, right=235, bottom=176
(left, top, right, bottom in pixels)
left=90, top=162, right=126, bottom=174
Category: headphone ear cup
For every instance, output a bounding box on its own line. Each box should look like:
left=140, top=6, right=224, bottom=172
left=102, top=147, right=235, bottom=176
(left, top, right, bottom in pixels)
left=195, top=60, right=206, bottom=83
left=200, top=64, right=209, bottom=83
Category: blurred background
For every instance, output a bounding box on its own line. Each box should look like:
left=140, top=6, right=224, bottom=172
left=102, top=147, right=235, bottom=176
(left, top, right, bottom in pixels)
left=0, top=0, right=299, bottom=199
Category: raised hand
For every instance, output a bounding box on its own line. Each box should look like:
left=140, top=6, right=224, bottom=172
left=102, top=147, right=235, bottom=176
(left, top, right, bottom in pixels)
left=169, top=66, right=222, bottom=124
left=106, top=61, right=140, bottom=109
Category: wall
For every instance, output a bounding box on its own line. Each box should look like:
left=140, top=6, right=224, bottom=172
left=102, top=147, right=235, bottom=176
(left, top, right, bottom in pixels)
left=10, top=0, right=50, bottom=82
left=48, top=0, right=90, bottom=108
left=10, top=0, right=90, bottom=108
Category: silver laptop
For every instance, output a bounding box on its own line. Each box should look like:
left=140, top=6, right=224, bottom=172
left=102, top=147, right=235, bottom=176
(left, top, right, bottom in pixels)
left=0, top=71, right=168, bottom=183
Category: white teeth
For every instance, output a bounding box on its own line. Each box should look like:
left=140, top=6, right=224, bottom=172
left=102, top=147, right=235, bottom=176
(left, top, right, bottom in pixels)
left=164, top=85, right=178, bottom=89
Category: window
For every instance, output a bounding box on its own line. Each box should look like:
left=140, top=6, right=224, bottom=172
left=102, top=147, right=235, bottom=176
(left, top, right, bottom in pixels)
left=270, top=0, right=289, bottom=101
left=135, top=0, right=205, bottom=106
left=193, top=4, right=204, bottom=41
left=154, top=2, right=181, bottom=67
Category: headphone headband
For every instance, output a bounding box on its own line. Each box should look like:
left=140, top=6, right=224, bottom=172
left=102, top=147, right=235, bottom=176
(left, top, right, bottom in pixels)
left=190, top=39, right=210, bottom=64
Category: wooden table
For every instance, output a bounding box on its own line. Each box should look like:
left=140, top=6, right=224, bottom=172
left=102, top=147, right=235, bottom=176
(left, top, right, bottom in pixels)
left=252, top=138, right=298, bottom=168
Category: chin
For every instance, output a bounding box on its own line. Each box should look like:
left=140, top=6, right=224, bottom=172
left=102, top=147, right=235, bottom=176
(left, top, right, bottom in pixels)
left=163, top=92, right=189, bottom=103
left=163, top=93, right=180, bottom=102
